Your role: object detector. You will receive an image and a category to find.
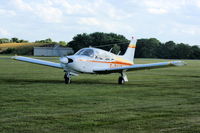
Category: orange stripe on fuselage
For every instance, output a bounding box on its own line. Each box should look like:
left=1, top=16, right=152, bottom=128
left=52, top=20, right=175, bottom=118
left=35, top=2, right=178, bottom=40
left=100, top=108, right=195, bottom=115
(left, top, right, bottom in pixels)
left=79, top=59, right=133, bottom=66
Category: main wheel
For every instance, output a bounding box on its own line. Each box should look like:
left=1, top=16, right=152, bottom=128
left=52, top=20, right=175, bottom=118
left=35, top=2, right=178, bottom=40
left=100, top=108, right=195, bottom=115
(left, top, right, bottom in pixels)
left=64, top=77, right=71, bottom=84
left=64, top=74, right=71, bottom=84
left=118, top=76, right=125, bottom=84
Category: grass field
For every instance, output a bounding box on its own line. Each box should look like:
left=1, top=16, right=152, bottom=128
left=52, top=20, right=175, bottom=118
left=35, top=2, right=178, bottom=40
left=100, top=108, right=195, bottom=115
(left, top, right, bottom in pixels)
left=0, top=56, right=200, bottom=133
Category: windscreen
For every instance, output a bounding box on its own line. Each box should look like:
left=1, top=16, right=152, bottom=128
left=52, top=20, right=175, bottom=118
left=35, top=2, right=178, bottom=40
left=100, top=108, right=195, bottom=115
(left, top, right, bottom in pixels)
left=75, top=49, right=94, bottom=57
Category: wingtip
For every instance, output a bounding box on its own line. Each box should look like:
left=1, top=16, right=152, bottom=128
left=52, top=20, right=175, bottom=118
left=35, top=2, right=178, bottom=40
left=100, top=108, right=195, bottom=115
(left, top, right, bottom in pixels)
left=11, top=56, right=16, bottom=59
left=11, top=55, right=19, bottom=59
left=171, top=61, right=186, bottom=66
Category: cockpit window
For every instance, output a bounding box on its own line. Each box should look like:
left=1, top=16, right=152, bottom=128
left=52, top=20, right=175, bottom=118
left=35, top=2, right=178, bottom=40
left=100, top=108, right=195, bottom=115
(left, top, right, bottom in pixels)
left=95, top=51, right=114, bottom=61
left=75, top=49, right=94, bottom=57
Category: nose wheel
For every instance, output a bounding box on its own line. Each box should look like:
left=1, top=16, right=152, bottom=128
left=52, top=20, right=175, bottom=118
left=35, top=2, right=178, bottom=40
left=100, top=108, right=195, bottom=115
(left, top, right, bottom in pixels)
left=64, top=73, right=71, bottom=84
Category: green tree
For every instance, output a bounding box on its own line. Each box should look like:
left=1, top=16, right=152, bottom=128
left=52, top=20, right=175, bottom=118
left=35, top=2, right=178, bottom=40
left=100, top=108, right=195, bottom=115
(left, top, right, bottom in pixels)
left=59, top=41, right=67, bottom=46
left=11, top=37, right=19, bottom=43
left=68, top=32, right=129, bottom=53
left=135, top=39, right=147, bottom=58
left=45, top=38, right=52, bottom=43
left=156, top=41, right=176, bottom=59
left=0, top=38, right=10, bottom=43
left=112, top=44, right=121, bottom=54
left=18, top=39, right=29, bottom=43
left=146, top=38, right=160, bottom=58
left=173, top=43, right=191, bottom=59
left=68, top=33, right=92, bottom=52
left=135, top=38, right=160, bottom=58
left=189, top=45, right=200, bottom=59
left=35, top=38, right=53, bottom=43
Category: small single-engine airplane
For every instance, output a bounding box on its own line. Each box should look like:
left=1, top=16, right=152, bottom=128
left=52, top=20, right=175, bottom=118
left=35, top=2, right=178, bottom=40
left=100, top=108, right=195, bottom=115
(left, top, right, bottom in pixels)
left=12, top=38, right=185, bottom=84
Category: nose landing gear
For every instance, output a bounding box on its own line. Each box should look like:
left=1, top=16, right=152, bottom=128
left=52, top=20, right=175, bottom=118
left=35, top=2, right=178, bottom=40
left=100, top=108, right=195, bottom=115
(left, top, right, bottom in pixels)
left=64, top=73, right=71, bottom=84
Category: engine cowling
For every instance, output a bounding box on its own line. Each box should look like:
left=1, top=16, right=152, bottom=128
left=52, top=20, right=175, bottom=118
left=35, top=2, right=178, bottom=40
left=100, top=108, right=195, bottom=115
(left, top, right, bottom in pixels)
left=60, top=57, right=73, bottom=64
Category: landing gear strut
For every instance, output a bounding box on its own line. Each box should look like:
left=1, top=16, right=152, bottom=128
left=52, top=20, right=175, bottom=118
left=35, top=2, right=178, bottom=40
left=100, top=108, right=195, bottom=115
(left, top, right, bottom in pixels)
left=118, top=72, right=128, bottom=84
left=64, top=73, right=71, bottom=84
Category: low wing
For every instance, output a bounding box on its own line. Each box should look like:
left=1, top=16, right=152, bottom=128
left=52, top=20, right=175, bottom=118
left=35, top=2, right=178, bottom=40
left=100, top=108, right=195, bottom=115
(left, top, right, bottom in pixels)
left=12, top=56, right=63, bottom=69
left=94, top=61, right=185, bottom=74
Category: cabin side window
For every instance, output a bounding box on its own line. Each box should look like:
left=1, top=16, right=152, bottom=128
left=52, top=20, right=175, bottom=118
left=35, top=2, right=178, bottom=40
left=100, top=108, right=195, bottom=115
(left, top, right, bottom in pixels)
left=95, top=52, right=114, bottom=61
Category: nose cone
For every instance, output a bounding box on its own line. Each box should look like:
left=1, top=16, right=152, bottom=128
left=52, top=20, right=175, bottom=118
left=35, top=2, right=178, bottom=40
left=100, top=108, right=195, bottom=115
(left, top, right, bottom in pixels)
left=65, top=55, right=83, bottom=71
left=60, top=57, right=69, bottom=64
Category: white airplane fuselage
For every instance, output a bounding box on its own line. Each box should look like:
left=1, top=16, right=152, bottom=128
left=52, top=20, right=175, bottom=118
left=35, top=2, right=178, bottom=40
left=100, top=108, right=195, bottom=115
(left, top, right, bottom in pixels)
left=63, top=48, right=133, bottom=74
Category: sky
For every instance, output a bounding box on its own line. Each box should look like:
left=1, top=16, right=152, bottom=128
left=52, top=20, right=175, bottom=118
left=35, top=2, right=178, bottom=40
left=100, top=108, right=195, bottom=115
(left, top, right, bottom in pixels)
left=0, top=0, right=200, bottom=45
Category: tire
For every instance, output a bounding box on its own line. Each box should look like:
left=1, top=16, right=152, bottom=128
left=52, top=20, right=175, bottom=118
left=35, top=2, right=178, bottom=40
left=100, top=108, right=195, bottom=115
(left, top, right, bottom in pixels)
left=118, top=76, right=125, bottom=84
left=64, top=77, right=71, bottom=84
left=64, top=74, right=71, bottom=84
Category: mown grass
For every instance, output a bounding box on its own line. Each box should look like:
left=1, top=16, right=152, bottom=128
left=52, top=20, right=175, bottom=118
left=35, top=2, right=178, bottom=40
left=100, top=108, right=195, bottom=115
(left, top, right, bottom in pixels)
left=0, top=56, right=200, bottom=133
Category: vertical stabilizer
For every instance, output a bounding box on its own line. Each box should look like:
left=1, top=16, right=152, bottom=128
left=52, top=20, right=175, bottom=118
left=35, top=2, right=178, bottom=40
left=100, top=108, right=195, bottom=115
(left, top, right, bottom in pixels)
left=122, top=37, right=137, bottom=62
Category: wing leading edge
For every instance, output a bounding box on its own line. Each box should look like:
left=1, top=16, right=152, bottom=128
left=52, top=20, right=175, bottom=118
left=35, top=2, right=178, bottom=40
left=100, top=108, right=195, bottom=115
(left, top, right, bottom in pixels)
left=94, top=61, right=185, bottom=74
left=12, top=56, right=62, bottom=69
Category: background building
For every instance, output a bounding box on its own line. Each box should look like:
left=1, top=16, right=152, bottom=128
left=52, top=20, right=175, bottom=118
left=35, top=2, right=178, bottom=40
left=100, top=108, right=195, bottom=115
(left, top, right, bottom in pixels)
left=34, top=46, right=74, bottom=56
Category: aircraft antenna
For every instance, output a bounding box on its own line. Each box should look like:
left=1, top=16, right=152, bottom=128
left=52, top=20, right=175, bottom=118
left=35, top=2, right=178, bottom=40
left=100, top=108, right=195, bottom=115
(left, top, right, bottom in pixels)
left=109, top=48, right=113, bottom=52
left=117, top=51, right=121, bottom=55
left=93, top=41, right=129, bottom=48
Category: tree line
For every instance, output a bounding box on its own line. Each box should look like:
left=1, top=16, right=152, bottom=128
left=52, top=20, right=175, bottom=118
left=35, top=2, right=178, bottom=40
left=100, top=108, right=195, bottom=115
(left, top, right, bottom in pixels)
left=135, top=38, right=200, bottom=59
left=68, top=32, right=129, bottom=54
left=1, top=32, right=200, bottom=59
left=68, top=32, right=200, bottom=59
left=0, top=38, right=67, bottom=45
left=0, top=37, right=29, bottom=43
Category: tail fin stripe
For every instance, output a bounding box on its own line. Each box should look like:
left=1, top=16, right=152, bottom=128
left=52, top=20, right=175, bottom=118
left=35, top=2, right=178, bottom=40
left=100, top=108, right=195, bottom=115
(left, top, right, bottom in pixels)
left=128, top=45, right=136, bottom=48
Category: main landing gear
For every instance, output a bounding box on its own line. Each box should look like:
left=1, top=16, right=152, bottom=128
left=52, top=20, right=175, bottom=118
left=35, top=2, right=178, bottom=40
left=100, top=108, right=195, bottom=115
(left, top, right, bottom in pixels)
left=118, top=72, right=128, bottom=84
left=64, top=73, right=71, bottom=84
left=64, top=71, right=128, bottom=84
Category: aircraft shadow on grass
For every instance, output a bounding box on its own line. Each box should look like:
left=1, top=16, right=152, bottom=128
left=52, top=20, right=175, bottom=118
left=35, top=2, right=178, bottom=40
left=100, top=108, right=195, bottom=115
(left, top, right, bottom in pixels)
left=0, top=77, right=157, bottom=87
left=0, top=78, right=63, bottom=84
